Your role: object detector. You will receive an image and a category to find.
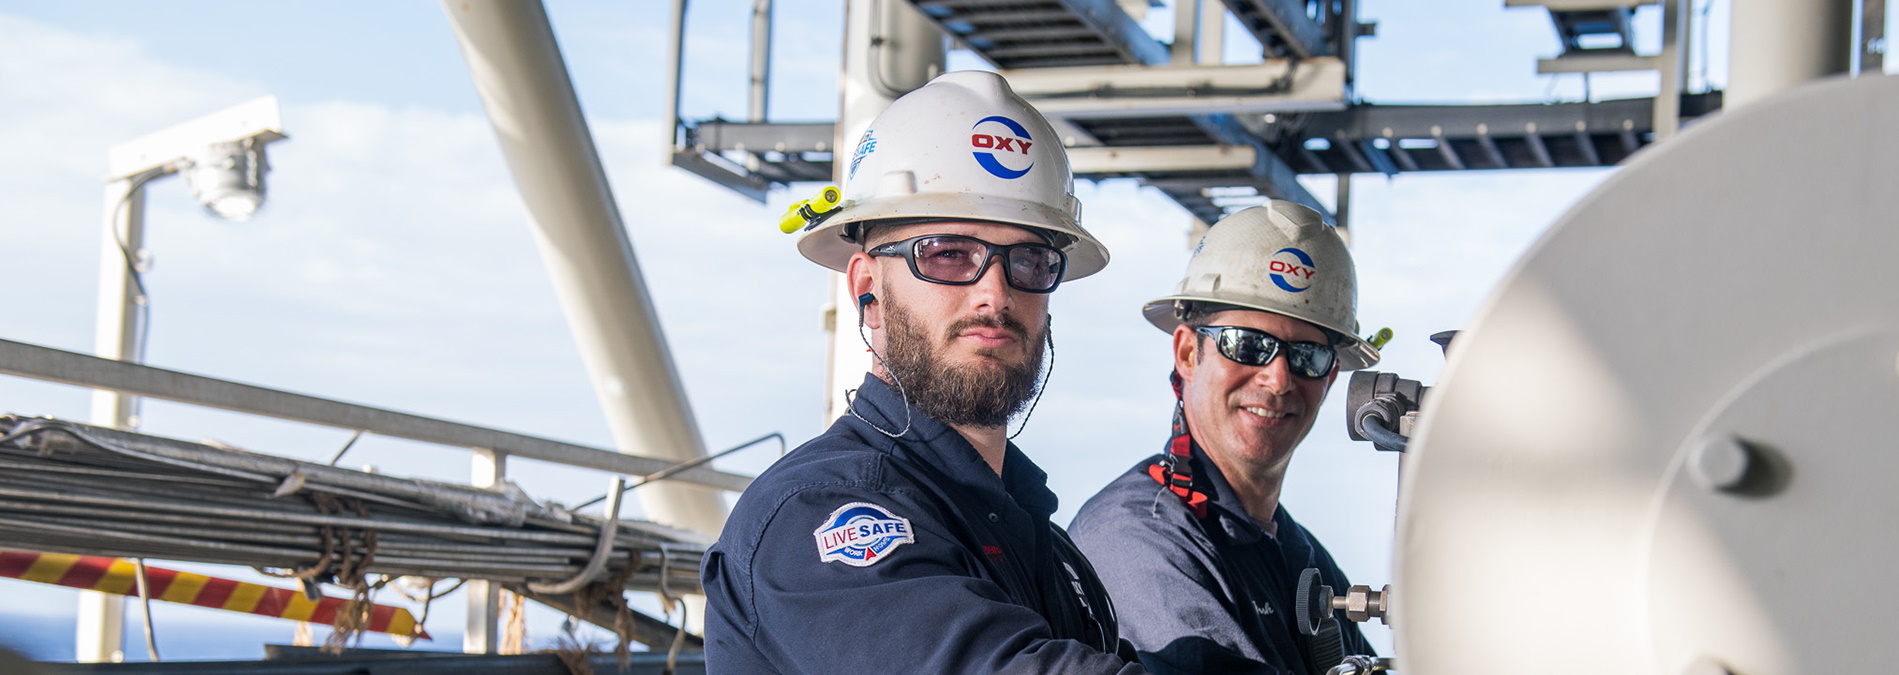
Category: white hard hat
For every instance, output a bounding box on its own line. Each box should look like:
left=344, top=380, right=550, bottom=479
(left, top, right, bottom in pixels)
left=795, top=70, right=1110, bottom=280
left=1143, top=201, right=1380, bottom=370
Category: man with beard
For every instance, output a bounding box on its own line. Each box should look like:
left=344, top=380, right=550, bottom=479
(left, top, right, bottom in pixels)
left=1070, top=203, right=1382, bottom=674
left=701, top=71, right=1143, bottom=674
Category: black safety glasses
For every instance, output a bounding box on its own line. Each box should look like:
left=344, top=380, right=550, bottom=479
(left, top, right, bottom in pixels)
left=868, top=234, right=1067, bottom=293
left=1194, top=326, right=1337, bottom=380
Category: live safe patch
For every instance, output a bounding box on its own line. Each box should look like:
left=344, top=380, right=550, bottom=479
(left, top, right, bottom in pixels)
left=813, top=502, right=916, bottom=567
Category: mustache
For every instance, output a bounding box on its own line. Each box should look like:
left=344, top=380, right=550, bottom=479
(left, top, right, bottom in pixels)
left=944, top=313, right=1029, bottom=344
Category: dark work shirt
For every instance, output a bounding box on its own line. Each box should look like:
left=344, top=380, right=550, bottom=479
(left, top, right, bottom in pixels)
left=702, top=374, right=1142, bottom=674
left=1069, top=446, right=1374, bottom=675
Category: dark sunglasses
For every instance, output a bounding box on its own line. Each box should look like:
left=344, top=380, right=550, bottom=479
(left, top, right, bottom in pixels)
left=1193, top=325, right=1337, bottom=380
left=868, top=234, right=1067, bottom=293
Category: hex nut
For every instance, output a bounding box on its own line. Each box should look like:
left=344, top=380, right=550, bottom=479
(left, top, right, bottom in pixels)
left=1689, top=436, right=1753, bottom=492
left=1344, top=585, right=1373, bottom=623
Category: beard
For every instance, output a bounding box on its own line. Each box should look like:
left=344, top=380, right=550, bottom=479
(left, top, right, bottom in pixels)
left=880, top=298, right=1048, bottom=429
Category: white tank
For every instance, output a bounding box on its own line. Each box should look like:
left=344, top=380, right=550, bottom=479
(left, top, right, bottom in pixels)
left=1395, top=73, right=1899, bottom=675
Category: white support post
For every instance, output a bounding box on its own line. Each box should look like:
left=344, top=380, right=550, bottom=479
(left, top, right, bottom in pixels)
left=464, top=448, right=506, bottom=655
left=665, top=0, right=689, bottom=149
left=1729, top=0, right=1855, bottom=109
left=76, top=177, right=147, bottom=664
left=1172, top=0, right=1200, bottom=63
left=441, top=0, right=727, bottom=542
left=824, top=0, right=945, bottom=423
left=1334, top=173, right=1352, bottom=246
left=749, top=0, right=773, bottom=122
left=1653, top=0, right=1689, bottom=140
left=1197, top=0, right=1225, bottom=64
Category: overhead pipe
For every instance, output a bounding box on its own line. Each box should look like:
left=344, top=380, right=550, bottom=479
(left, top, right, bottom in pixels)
left=823, top=0, right=945, bottom=422
left=1728, top=0, right=1854, bottom=109
left=440, top=1, right=726, bottom=538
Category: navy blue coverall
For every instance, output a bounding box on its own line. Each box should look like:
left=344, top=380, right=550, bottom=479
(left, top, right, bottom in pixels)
left=702, top=374, right=1143, bottom=674
left=1069, top=446, right=1374, bottom=675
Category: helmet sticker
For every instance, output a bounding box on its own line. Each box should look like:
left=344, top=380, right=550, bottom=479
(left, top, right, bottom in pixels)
left=1269, top=247, right=1317, bottom=293
left=849, top=130, right=878, bottom=180
left=813, top=502, right=916, bottom=567
left=971, top=115, right=1035, bottom=180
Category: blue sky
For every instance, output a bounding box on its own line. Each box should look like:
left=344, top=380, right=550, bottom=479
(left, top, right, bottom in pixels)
left=0, top=0, right=1840, bottom=662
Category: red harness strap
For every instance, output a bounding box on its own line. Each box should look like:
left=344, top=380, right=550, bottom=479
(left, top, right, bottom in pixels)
left=1148, top=372, right=1210, bottom=519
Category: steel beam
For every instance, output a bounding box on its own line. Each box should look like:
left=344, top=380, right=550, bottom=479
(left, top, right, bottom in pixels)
left=1537, top=52, right=1657, bottom=73
left=0, top=339, right=752, bottom=493
left=826, top=0, right=945, bottom=423
left=1431, top=127, right=1466, bottom=171
left=1335, top=139, right=1373, bottom=173
left=749, top=0, right=773, bottom=122
left=466, top=449, right=504, bottom=655
left=1226, top=0, right=1329, bottom=58
left=1171, top=0, right=1199, bottom=62
left=1069, top=144, right=1258, bottom=173
left=1298, top=98, right=1658, bottom=142
left=1651, top=0, right=1687, bottom=139
left=689, top=122, right=834, bottom=154
left=1197, top=0, right=1224, bottom=64
left=442, top=0, right=727, bottom=537
left=1728, top=0, right=1854, bottom=109
left=105, top=98, right=286, bottom=181
left=1572, top=124, right=1601, bottom=165
left=1046, top=0, right=1172, bottom=65
left=1523, top=124, right=1555, bottom=167
left=1385, top=141, right=1419, bottom=171
left=1473, top=124, right=1508, bottom=168
left=1299, top=145, right=1330, bottom=173
left=1618, top=119, right=1640, bottom=155
left=1002, top=59, right=1348, bottom=118
left=1504, top=0, right=1650, bottom=8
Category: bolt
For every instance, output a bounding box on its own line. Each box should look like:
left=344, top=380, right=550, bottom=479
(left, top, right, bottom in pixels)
left=1689, top=436, right=1753, bottom=492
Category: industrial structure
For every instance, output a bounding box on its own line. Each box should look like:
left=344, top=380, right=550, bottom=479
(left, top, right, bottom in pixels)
left=668, top=0, right=1744, bottom=227
left=0, top=0, right=1892, bottom=673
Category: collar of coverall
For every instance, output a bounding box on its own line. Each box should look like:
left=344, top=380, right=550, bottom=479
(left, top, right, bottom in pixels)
left=849, top=372, right=1060, bottom=516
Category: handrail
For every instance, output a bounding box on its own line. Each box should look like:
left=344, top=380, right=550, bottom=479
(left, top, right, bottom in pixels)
left=0, top=338, right=752, bottom=493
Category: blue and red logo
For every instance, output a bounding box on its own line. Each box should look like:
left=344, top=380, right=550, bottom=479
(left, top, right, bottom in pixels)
left=814, top=502, right=915, bottom=567
left=971, top=116, right=1035, bottom=179
left=850, top=129, right=877, bottom=180
left=1269, top=247, right=1317, bottom=293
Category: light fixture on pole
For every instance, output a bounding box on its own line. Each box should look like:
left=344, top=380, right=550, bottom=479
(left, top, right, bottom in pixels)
left=181, top=138, right=270, bottom=221
left=77, top=96, right=288, bottom=664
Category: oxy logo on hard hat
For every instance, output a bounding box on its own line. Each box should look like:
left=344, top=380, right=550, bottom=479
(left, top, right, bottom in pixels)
left=814, top=502, right=915, bottom=567
left=970, top=116, right=1035, bottom=180
left=1269, top=247, right=1317, bottom=293
left=850, top=130, right=878, bottom=180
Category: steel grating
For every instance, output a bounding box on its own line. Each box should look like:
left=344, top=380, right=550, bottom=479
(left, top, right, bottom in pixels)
left=671, top=0, right=1722, bottom=225
left=1217, top=0, right=1333, bottom=58
left=915, top=0, right=1168, bottom=68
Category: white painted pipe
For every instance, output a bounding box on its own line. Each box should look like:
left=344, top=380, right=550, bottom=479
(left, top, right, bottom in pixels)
left=824, top=0, right=945, bottom=422
left=76, top=177, right=144, bottom=663
left=440, top=1, right=725, bottom=538
left=1728, top=0, right=1854, bottom=109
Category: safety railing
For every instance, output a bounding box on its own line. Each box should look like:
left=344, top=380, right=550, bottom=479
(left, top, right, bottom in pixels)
left=0, top=338, right=753, bottom=492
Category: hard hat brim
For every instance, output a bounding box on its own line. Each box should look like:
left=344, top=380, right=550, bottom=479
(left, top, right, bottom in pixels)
left=798, top=192, right=1109, bottom=281
left=1143, top=294, right=1381, bottom=371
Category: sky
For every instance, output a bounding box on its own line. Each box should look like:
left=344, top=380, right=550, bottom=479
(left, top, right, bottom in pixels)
left=0, top=0, right=1868, bottom=663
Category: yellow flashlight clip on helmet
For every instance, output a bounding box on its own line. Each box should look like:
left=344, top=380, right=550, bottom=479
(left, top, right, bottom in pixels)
left=778, top=186, right=844, bottom=234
